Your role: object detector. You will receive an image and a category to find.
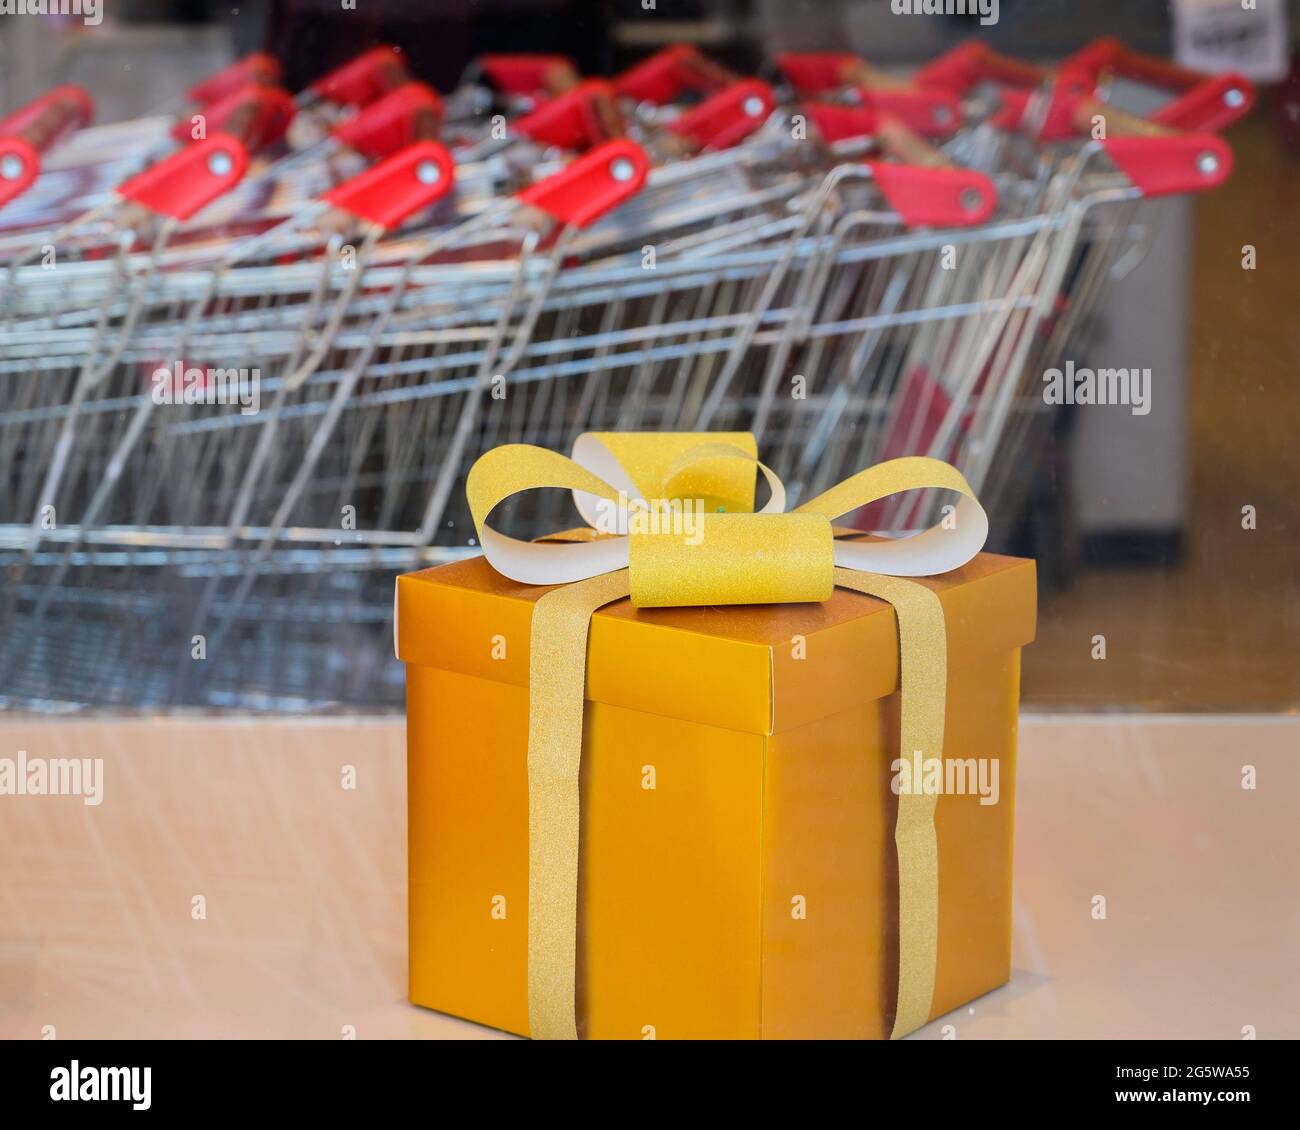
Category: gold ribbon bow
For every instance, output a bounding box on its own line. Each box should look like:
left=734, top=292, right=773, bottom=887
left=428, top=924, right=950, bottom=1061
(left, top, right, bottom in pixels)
left=468, top=432, right=988, bottom=1040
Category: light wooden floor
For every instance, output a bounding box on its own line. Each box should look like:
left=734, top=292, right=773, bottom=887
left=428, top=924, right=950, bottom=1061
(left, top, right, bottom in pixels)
left=1, top=715, right=1296, bottom=1039
left=1024, top=112, right=1300, bottom=709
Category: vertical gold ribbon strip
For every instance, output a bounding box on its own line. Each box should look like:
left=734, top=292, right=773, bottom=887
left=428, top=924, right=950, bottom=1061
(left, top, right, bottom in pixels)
left=524, top=566, right=947, bottom=1041
left=526, top=570, right=632, bottom=1041
left=834, top=568, right=947, bottom=1039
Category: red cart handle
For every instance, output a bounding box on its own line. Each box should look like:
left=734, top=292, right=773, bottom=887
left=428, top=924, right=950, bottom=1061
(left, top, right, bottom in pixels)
left=805, top=101, right=884, bottom=144
left=0, top=84, right=94, bottom=151
left=118, top=134, right=250, bottom=221
left=1059, top=37, right=1253, bottom=133
left=478, top=54, right=579, bottom=96
left=513, top=79, right=624, bottom=151
left=171, top=83, right=295, bottom=153
left=322, top=140, right=455, bottom=230
left=850, top=86, right=960, bottom=138
left=777, top=53, right=861, bottom=94
left=1152, top=73, right=1254, bottom=133
left=333, top=82, right=444, bottom=159
left=186, top=52, right=282, bottom=106
left=986, top=39, right=1251, bottom=152
left=614, top=43, right=736, bottom=105
left=517, top=138, right=649, bottom=228
left=1099, top=133, right=1233, bottom=197
left=0, top=138, right=40, bottom=210
left=777, top=51, right=919, bottom=96
left=1058, top=37, right=1175, bottom=90
left=310, top=45, right=409, bottom=108
left=0, top=85, right=90, bottom=211
left=803, top=102, right=995, bottom=227
left=914, top=42, right=1047, bottom=94
left=666, top=79, right=774, bottom=151
left=777, top=54, right=961, bottom=136
left=867, top=161, right=997, bottom=228
left=1029, top=81, right=1237, bottom=196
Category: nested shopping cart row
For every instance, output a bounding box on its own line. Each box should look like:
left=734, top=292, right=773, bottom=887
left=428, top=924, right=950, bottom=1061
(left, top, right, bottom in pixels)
left=0, top=38, right=1253, bottom=708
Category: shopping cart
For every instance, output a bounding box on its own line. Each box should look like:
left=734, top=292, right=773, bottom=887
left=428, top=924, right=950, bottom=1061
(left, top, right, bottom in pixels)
left=0, top=131, right=254, bottom=633
left=0, top=136, right=648, bottom=707
left=0, top=40, right=1249, bottom=711
left=775, top=39, right=1249, bottom=528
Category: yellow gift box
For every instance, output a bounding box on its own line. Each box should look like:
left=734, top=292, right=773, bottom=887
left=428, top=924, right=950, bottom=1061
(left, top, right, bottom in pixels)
left=397, top=433, right=1036, bottom=1039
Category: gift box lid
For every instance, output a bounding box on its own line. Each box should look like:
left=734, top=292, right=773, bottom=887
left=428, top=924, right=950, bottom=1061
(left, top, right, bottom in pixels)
left=396, top=546, right=1036, bottom=737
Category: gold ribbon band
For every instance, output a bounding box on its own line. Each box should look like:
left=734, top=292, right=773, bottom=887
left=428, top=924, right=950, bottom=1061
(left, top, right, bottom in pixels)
left=834, top=569, right=946, bottom=1038
left=629, top=512, right=835, bottom=608
left=526, top=571, right=632, bottom=1041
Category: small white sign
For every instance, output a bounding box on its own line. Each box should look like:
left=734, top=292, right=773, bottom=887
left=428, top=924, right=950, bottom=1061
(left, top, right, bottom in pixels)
left=1172, top=0, right=1289, bottom=83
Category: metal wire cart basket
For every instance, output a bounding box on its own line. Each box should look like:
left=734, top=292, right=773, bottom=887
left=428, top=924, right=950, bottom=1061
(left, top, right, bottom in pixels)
left=0, top=40, right=1252, bottom=709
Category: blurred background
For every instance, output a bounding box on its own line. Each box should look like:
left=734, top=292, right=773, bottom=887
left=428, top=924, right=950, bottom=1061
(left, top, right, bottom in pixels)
left=1, top=0, right=1296, bottom=713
